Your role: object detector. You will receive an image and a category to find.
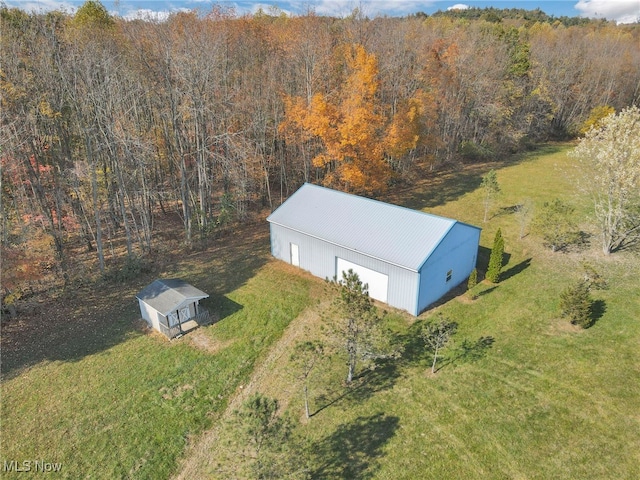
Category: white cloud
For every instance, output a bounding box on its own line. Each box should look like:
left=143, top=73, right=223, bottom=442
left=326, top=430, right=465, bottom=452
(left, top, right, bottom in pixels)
left=447, top=3, right=470, bottom=11
left=121, top=8, right=175, bottom=21
left=575, top=0, right=640, bottom=24
left=249, top=3, right=293, bottom=16
left=298, top=0, right=435, bottom=17
left=4, top=0, right=76, bottom=13
left=311, top=0, right=364, bottom=16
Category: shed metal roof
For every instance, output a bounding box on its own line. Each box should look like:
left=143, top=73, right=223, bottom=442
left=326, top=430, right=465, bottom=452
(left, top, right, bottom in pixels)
left=136, top=279, right=208, bottom=316
left=267, top=183, right=479, bottom=272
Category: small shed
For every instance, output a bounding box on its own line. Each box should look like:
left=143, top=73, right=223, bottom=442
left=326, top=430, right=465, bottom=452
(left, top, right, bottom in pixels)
left=136, top=279, right=209, bottom=339
left=267, top=183, right=481, bottom=316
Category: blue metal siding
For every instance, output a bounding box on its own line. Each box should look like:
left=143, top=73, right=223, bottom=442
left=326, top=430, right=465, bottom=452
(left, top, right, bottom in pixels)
left=416, top=223, right=481, bottom=314
left=270, top=223, right=419, bottom=314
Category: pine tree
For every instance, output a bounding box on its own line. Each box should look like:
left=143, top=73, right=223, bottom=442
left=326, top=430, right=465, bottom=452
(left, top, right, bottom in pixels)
left=467, top=268, right=478, bottom=299
left=486, top=228, right=504, bottom=283
left=559, top=280, right=593, bottom=328
left=328, top=269, right=401, bottom=384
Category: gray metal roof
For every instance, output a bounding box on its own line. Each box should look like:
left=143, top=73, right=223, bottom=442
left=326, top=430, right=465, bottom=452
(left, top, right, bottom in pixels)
left=267, top=183, right=478, bottom=272
left=136, top=279, right=208, bottom=316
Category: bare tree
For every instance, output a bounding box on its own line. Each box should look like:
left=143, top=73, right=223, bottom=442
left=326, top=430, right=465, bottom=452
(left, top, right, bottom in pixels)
left=291, top=340, right=324, bottom=419
left=421, top=315, right=458, bottom=374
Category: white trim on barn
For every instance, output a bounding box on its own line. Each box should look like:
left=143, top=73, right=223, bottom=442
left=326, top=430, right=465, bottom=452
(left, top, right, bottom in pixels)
left=267, top=183, right=481, bottom=315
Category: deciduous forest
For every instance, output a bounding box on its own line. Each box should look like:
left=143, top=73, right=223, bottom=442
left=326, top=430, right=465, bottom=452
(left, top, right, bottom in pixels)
left=2, top=2, right=639, bottom=305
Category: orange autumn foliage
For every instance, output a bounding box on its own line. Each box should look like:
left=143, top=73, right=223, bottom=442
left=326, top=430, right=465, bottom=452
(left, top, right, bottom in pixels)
left=280, top=44, right=390, bottom=195
left=384, top=90, right=439, bottom=160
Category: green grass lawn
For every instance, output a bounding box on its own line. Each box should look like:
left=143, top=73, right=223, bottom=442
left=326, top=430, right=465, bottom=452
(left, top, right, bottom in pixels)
left=206, top=144, right=640, bottom=479
left=2, top=144, right=639, bottom=479
left=0, top=262, right=313, bottom=479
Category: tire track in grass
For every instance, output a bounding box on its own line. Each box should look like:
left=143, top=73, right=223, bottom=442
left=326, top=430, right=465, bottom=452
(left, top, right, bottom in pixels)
left=444, top=397, right=526, bottom=478
left=420, top=372, right=528, bottom=480
left=489, top=356, right=636, bottom=421
left=428, top=421, right=489, bottom=478
left=172, top=303, right=327, bottom=480
left=482, top=357, right=640, bottom=477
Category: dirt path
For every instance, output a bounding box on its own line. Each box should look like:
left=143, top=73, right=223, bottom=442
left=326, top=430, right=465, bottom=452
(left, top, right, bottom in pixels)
left=172, top=302, right=327, bottom=480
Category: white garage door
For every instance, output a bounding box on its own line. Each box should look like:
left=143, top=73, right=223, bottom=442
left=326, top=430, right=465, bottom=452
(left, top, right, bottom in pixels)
left=336, top=258, right=388, bottom=303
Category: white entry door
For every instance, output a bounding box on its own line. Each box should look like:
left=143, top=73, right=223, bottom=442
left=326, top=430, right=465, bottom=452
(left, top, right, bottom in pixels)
left=168, top=311, right=179, bottom=327
left=290, top=243, right=300, bottom=267
left=336, top=258, right=388, bottom=303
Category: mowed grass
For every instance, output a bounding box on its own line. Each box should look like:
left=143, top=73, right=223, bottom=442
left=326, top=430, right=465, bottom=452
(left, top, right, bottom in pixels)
left=208, top=145, right=640, bottom=479
left=0, top=262, right=314, bottom=479
left=3, top=145, right=639, bottom=479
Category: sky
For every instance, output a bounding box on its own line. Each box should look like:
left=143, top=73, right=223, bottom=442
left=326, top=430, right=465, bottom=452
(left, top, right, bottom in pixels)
left=6, top=0, right=640, bottom=24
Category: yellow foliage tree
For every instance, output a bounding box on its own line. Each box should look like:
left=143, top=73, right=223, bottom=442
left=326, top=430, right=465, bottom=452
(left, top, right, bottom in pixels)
left=280, top=44, right=390, bottom=194
left=384, top=90, right=439, bottom=163
left=579, top=105, right=615, bottom=135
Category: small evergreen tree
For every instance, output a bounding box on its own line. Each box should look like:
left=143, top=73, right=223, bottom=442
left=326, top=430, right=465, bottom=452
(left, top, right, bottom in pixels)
left=486, top=228, right=504, bottom=283
left=328, top=270, right=401, bottom=384
left=467, top=268, right=478, bottom=290
left=234, top=393, right=293, bottom=479
left=559, top=280, right=593, bottom=328
left=532, top=199, right=581, bottom=252
left=467, top=268, right=478, bottom=299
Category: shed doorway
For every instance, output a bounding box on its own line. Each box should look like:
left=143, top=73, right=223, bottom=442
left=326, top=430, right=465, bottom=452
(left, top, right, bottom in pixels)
left=179, top=306, right=191, bottom=322
left=336, top=258, right=388, bottom=303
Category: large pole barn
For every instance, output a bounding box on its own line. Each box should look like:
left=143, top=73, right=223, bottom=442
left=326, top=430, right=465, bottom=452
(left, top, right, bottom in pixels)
left=267, top=183, right=481, bottom=316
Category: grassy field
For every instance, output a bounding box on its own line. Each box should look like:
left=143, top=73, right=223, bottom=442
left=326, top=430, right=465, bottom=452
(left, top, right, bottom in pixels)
left=1, top=234, right=316, bottom=478
left=2, top=144, right=639, bottom=479
left=180, top=144, right=640, bottom=479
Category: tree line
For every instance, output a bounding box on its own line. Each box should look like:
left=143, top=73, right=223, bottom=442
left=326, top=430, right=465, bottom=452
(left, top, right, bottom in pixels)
left=1, top=2, right=639, bottom=284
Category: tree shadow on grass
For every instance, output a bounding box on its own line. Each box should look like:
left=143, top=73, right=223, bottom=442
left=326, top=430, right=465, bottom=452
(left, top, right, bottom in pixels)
left=477, top=285, right=499, bottom=297
left=500, top=258, right=532, bottom=282
left=495, top=204, right=522, bottom=217
left=346, top=357, right=401, bottom=403
left=588, top=299, right=607, bottom=328
left=0, top=221, right=268, bottom=381
left=476, top=246, right=492, bottom=276
left=397, top=169, right=485, bottom=210
left=438, top=336, right=495, bottom=372
left=392, top=318, right=496, bottom=374
left=310, top=413, right=400, bottom=479
left=385, top=144, right=564, bottom=212
left=394, top=320, right=429, bottom=366
left=312, top=336, right=404, bottom=415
